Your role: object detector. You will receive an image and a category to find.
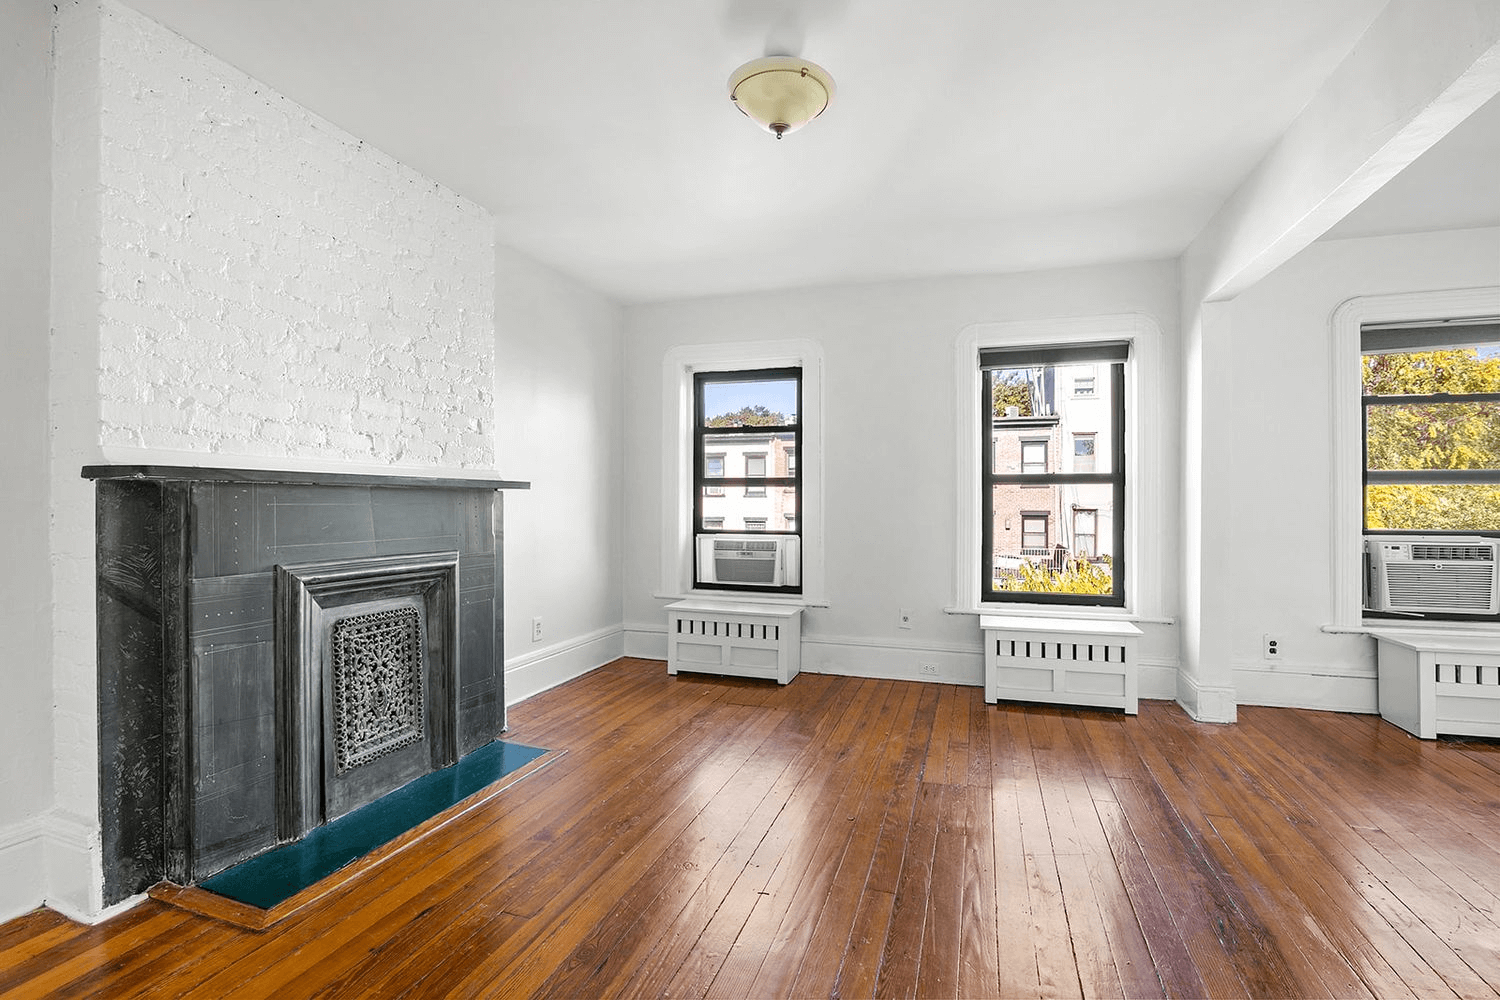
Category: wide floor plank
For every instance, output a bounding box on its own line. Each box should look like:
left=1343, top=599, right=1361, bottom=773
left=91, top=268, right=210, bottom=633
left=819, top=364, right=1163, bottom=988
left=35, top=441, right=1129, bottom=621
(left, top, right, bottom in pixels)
left=2, top=660, right=1498, bottom=999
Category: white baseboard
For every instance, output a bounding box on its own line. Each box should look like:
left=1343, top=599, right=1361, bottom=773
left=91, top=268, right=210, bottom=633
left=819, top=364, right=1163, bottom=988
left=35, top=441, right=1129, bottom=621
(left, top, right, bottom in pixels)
left=623, top=620, right=668, bottom=661
left=1176, top=671, right=1237, bottom=723
left=1233, top=663, right=1379, bottom=715
left=0, top=808, right=112, bottom=924
left=1138, top=657, right=1178, bottom=702
left=0, top=817, right=48, bottom=923
left=43, top=808, right=103, bottom=922
left=505, top=624, right=624, bottom=708
left=802, top=633, right=986, bottom=685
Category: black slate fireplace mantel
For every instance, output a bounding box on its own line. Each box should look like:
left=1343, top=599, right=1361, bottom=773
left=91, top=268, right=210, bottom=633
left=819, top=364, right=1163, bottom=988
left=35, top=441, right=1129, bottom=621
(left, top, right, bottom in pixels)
left=84, top=464, right=527, bottom=905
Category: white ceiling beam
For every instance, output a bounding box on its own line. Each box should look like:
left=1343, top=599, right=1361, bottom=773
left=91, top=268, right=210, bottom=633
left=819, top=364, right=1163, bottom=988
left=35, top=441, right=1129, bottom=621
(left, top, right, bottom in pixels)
left=1184, top=0, right=1500, bottom=304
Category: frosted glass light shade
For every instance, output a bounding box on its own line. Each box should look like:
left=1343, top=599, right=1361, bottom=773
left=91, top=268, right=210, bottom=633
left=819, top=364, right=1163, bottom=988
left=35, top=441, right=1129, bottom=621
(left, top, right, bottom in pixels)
left=727, top=56, right=835, bottom=139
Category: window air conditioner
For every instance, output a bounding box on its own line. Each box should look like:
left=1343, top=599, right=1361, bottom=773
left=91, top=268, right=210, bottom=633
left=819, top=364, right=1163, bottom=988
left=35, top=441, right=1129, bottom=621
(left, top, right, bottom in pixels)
left=696, top=533, right=801, bottom=589
left=1365, top=535, right=1499, bottom=615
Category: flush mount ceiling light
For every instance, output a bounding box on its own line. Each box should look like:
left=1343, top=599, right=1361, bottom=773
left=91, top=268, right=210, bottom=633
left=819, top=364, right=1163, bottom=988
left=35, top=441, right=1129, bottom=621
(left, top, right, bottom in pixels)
left=727, top=56, right=836, bottom=139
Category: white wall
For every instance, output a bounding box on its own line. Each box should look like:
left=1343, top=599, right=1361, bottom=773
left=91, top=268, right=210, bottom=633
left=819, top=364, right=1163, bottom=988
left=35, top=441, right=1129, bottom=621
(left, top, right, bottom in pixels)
left=1225, top=226, right=1500, bottom=711
left=0, top=0, right=58, bottom=924
left=495, top=246, right=626, bottom=703
left=621, top=262, right=1183, bottom=691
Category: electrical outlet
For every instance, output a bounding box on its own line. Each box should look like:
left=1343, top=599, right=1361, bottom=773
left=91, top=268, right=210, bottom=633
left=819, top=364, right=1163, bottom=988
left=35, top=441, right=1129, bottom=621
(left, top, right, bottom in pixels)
left=898, top=607, right=914, bottom=630
left=532, top=616, right=544, bottom=643
left=1263, top=634, right=1280, bottom=661
left=919, top=662, right=939, bottom=676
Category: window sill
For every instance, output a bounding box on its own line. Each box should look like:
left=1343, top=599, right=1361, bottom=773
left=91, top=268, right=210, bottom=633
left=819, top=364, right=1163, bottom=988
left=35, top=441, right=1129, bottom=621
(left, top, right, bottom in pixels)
left=1323, top=620, right=1500, bottom=639
left=654, top=591, right=829, bottom=609
left=945, top=605, right=1174, bottom=626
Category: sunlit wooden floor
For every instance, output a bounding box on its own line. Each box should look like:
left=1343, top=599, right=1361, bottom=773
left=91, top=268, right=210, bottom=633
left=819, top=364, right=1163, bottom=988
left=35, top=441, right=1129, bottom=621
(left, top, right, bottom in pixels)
left=3, top=656, right=1499, bottom=998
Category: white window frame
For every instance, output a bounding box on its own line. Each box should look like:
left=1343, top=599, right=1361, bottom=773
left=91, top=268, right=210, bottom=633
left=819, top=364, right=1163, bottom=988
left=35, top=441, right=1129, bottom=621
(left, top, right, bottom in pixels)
left=660, top=339, right=825, bottom=605
left=1329, top=287, right=1500, bottom=628
left=953, top=314, right=1162, bottom=618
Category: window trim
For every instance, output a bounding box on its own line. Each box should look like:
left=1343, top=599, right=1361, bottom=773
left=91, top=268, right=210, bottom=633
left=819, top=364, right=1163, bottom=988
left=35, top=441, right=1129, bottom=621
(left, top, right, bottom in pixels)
left=661, top=339, right=825, bottom=605
left=1330, top=288, right=1500, bottom=628
left=954, top=315, right=1161, bottom=618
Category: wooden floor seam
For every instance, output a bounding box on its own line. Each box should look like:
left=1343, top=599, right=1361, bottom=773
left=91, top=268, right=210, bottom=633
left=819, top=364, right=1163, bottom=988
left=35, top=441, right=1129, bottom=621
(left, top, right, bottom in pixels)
left=1, top=656, right=1497, bottom=999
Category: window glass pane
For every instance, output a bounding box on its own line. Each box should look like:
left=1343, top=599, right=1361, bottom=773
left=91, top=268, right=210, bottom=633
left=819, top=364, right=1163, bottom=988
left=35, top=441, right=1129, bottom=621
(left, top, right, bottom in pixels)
left=1366, top=484, right=1500, bottom=532
left=701, top=378, right=797, bottom=427
left=1362, top=342, right=1500, bottom=395
left=990, top=362, right=1116, bottom=475
left=700, top=486, right=797, bottom=531
left=991, top=483, right=1116, bottom=596
left=1365, top=401, right=1500, bottom=471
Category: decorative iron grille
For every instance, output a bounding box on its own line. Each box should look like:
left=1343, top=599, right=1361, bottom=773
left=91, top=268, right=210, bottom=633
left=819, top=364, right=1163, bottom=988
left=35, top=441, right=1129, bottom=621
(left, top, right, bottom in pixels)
left=331, top=607, right=424, bottom=772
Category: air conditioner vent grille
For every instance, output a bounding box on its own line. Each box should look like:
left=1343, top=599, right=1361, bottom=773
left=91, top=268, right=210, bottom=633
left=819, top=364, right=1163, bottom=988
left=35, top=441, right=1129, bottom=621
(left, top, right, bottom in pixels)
left=1385, top=565, right=1496, bottom=612
left=1411, top=544, right=1495, bottom=562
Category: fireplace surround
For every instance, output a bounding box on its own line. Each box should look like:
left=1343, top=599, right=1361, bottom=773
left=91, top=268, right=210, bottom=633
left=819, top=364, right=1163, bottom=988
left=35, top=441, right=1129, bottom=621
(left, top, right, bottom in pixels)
left=84, top=465, right=527, bottom=905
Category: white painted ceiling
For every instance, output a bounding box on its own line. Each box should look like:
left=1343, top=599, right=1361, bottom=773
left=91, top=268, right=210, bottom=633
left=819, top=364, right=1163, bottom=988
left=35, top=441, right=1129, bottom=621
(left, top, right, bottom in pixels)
left=118, top=0, right=1496, bottom=303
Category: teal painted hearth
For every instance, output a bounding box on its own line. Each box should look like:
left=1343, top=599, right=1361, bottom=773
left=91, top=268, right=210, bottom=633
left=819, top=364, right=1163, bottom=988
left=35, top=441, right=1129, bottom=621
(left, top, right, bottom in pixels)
left=200, top=739, right=549, bottom=910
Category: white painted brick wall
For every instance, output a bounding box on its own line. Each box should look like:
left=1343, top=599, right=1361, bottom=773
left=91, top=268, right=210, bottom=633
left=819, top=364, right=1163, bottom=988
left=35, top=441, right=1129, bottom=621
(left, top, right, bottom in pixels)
left=93, top=0, right=496, bottom=469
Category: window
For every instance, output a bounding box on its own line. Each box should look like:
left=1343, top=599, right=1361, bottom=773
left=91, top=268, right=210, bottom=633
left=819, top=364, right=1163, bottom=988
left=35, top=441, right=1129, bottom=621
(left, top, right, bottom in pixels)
left=1361, top=323, right=1500, bottom=534
left=1021, top=513, right=1049, bottom=550
left=1021, top=440, right=1048, bottom=476
left=982, top=341, right=1126, bottom=606
left=1073, top=508, right=1097, bottom=557
left=785, top=447, right=797, bottom=476
left=744, top=453, right=767, bottom=496
left=1074, top=372, right=1096, bottom=396
left=704, top=454, right=725, bottom=495
left=1073, top=433, right=1096, bottom=473
left=692, top=367, right=802, bottom=593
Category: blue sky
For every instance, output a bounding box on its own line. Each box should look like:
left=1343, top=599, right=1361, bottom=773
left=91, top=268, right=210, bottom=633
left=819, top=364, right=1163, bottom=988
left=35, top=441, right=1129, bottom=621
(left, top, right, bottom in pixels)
left=703, top=378, right=797, bottom=421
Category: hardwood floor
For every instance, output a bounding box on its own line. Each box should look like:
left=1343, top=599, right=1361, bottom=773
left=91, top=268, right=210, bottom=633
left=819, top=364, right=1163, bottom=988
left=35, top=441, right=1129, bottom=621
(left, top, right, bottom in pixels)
left=3, top=657, right=1499, bottom=998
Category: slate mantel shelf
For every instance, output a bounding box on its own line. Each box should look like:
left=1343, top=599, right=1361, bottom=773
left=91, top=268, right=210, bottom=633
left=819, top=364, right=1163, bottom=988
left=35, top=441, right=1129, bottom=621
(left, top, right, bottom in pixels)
left=82, top=464, right=530, bottom=492
left=88, top=462, right=523, bottom=905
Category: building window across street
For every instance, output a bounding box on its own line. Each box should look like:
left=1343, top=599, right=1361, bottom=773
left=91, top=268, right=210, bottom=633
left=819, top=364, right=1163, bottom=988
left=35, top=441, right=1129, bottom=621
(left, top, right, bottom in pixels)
left=704, top=454, right=725, bottom=495
left=1073, top=432, right=1096, bottom=473
left=692, top=367, right=802, bottom=593
left=1021, top=513, right=1049, bottom=551
left=744, top=453, right=767, bottom=496
left=1073, top=508, right=1098, bottom=557
left=981, top=341, right=1126, bottom=606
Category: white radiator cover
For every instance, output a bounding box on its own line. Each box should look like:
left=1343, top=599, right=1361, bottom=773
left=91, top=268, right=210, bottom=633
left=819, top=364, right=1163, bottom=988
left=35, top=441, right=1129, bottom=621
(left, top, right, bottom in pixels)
left=666, top=600, right=803, bottom=685
left=981, top=615, right=1142, bottom=713
left=1372, top=630, right=1500, bottom=739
